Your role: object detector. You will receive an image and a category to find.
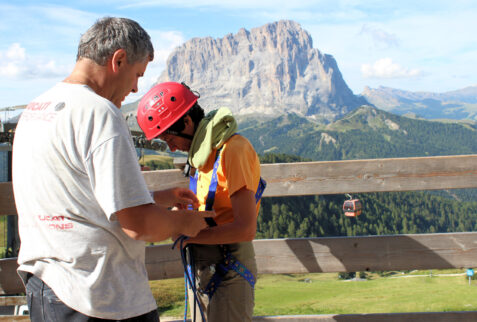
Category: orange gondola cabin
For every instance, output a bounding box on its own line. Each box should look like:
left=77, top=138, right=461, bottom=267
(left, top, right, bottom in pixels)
left=343, top=199, right=362, bottom=217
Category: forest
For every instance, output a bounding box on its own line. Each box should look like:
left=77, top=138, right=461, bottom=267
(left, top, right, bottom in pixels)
left=239, top=107, right=477, bottom=161
left=256, top=153, right=477, bottom=239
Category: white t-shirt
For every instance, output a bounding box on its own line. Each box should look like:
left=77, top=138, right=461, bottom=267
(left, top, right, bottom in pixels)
left=12, top=83, right=157, bottom=319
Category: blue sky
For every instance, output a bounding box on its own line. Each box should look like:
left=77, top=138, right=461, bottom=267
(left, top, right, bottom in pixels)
left=1, top=0, right=477, bottom=115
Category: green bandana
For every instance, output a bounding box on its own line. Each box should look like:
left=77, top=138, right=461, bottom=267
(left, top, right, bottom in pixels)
left=188, top=107, right=237, bottom=169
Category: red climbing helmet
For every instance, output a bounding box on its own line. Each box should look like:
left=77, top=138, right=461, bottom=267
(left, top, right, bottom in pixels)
left=137, top=82, right=199, bottom=140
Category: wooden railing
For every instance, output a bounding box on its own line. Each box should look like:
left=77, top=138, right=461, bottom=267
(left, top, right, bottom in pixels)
left=2, top=154, right=477, bottom=321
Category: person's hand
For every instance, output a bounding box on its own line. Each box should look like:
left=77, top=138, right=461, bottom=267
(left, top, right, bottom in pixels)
left=172, top=187, right=199, bottom=209
left=154, top=187, right=199, bottom=209
left=178, top=210, right=215, bottom=237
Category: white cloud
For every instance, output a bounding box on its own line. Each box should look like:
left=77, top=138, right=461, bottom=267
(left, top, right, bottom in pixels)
left=5, top=43, right=26, bottom=60
left=361, top=58, right=421, bottom=79
left=359, top=24, right=399, bottom=48
left=0, top=43, right=71, bottom=80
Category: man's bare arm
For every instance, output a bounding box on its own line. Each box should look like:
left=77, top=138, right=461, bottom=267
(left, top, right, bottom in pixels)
left=116, top=204, right=214, bottom=242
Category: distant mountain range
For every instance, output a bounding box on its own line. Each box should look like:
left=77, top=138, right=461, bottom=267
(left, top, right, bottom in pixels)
left=238, top=105, right=477, bottom=161
left=361, top=85, right=477, bottom=120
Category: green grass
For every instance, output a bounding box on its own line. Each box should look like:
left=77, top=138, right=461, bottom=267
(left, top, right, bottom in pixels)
left=151, top=270, right=477, bottom=318
left=137, top=154, right=174, bottom=170
left=150, top=279, right=186, bottom=315
left=0, top=216, right=6, bottom=257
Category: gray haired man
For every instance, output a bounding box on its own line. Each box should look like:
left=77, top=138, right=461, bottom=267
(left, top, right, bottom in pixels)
left=12, top=17, right=213, bottom=321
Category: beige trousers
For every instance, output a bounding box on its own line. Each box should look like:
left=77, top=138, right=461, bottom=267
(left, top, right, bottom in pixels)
left=187, top=242, right=257, bottom=322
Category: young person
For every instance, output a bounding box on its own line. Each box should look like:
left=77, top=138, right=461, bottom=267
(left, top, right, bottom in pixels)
left=137, top=82, right=265, bottom=321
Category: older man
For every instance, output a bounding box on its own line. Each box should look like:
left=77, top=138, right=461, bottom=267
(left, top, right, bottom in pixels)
left=13, top=17, right=212, bottom=321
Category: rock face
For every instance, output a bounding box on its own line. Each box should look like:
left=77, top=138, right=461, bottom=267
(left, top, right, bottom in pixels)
left=157, top=20, right=368, bottom=122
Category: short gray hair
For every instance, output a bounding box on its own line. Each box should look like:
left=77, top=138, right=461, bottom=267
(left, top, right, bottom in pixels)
left=77, top=17, right=154, bottom=65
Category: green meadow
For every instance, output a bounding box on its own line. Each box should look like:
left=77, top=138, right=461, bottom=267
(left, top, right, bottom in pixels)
left=137, top=154, right=175, bottom=170
left=0, top=216, right=5, bottom=257
left=151, top=270, right=477, bottom=318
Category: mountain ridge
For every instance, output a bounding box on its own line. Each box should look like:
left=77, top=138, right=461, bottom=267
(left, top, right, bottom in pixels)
left=239, top=105, right=477, bottom=161
left=157, top=20, right=368, bottom=122
left=362, top=85, right=477, bottom=120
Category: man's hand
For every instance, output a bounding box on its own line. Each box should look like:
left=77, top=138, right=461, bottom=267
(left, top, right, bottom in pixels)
left=116, top=204, right=214, bottom=242
left=175, top=210, right=214, bottom=237
left=180, top=187, right=257, bottom=245
left=153, top=187, right=199, bottom=209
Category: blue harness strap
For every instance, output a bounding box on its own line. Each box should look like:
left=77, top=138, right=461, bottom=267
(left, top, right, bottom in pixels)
left=202, top=247, right=257, bottom=299
left=181, top=135, right=266, bottom=319
left=188, top=148, right=221, bottom=226
left=189, top=144, right=266, bottom=225
left=255, top=177, right=266, bottom=204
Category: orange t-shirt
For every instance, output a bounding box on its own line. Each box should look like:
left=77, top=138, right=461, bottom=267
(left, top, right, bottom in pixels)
left=195, top=135, right=261, bottom=225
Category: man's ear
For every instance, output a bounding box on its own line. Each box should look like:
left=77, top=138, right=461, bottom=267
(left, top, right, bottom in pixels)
left=111, top=49, right=127, bottom=73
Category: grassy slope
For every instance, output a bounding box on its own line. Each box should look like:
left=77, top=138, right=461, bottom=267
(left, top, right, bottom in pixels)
left=0, top=216, right=5, bottom=256
left=239, top=106, right=477, bottom=161
left=137, top=154, right=174, bottom=169
left=152, top=269, right=477, bottom=318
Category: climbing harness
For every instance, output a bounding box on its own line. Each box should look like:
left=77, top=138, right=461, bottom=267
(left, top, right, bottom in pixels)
left=201, top=245, right=256, bottom=299
left=174, top=138, right=266, bottom=321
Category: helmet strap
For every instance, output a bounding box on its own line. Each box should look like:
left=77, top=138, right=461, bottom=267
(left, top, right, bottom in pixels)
left=176, top=132, right=194, bottom=140
left=165, top=130, right=194, bottom=141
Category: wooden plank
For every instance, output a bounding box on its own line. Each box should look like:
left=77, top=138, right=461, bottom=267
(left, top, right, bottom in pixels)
left=146, top=232, right=477, bottom=278
left=0, top=182, right=16, bottom=215
left=3, top=232, right=477, bottom=294
left=5, top=154, right=477, bottom=215
left=251, top=312, right=477, bottom=322
left=145, top=244, right=182, bottom=280
left=0, top=258, right=23, bottom=295
left=142, top=168, right=189, bottom=192
left=138, top=154, right=477, bottom=196
left=253, top=232, right=477, bottom=274
left=162, top=312, right=477, bottom=322
left=258, top=154, right=477, bottom=197
left=0, top=317, right=29, bottom=321
left=0, top=296, right=26, bottom=306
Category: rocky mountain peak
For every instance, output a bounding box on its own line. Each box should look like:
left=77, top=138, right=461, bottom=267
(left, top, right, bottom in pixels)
left=246, top=20, right=313, bottom=54
left=157, top=20, right=368, bottom=122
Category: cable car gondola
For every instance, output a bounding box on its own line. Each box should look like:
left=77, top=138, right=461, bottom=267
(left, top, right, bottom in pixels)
left=343, top=194, right=362, bottom=217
